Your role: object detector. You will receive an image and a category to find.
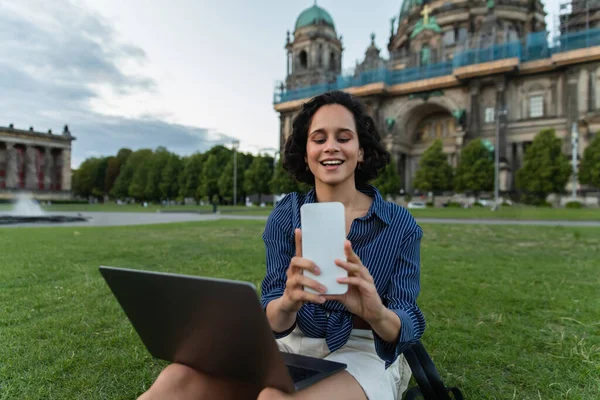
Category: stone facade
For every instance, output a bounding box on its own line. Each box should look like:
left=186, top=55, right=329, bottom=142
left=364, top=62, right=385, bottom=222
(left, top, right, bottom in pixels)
left=0, top=124, right=75, bottom=200
left=274, top=1, right=600, bottom=194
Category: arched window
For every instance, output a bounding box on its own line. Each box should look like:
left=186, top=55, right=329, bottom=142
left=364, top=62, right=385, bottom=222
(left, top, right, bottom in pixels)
left=299, top=50, right=308, bottom=69
left=329, top=52, right=336, bottom=71
left=420, top=45, right=431, bottom=65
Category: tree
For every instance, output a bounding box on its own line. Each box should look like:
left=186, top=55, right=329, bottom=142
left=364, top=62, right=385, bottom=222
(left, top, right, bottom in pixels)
left=244, top=156, right=273, bottom=204
left=579, top=134, right=600, bottom=189
left=373, top=158, right=402, bottom=200
left=270, top=158, right=300, bottom=194
left=198, top=154, right=220, bottom=203
left=104, top=156, right=120, bottom=196
left=179, top=153, right=205, bottom=200
left=453, top=138, right=494, bottom=199
left=516, top=128, right=571, bottom=205
left=160, top=154, right=183, bottom=201
left=144, top=147, right=171, bottom=201
left=217, top=160, right=234, bottom=202
left=111, top=149, right=152, bottom=200
left=413, top=140, right=453, bottom=199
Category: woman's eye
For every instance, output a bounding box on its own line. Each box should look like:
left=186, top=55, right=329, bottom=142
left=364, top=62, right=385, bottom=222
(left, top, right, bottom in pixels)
left=338, top=138, right=350, bottom=143
left=313, top=139, right=326, bottom=144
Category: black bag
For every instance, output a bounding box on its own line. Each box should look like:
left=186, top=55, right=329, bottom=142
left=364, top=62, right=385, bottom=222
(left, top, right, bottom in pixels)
left=402, top=341, right=464, bottom=400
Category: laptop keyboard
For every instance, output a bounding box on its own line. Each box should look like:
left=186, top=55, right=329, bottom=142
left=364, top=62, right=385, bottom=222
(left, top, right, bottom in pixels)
left=287, top=365, right=320, bottom=383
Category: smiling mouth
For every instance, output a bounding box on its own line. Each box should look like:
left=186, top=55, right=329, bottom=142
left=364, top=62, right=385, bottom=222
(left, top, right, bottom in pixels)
left=320, top=160, right=344, bottom=166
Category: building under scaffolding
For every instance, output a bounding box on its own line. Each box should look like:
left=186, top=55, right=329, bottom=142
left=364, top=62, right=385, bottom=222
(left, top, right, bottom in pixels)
left=558, top=0, right=600, bottom=35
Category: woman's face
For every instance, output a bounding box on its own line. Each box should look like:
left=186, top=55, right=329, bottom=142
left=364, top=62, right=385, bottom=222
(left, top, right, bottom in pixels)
left=305, top=104, right=364, bottom=187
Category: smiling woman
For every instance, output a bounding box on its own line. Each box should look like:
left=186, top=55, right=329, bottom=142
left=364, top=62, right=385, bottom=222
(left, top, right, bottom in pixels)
left=283, top=91, right=389, bottom=188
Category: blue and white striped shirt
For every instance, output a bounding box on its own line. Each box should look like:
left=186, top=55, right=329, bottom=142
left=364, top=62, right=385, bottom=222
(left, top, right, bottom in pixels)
left=261, top=185, right=426, bottom=368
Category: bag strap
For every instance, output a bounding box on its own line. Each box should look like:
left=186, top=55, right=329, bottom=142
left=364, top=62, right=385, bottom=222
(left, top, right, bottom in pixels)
left=403, top=341, right=466, bottom=400
left=402, top=345, right=439, bottom=399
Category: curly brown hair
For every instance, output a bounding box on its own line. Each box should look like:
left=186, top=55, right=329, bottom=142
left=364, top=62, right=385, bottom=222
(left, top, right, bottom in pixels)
left=283, top=90, right=390, bottom=186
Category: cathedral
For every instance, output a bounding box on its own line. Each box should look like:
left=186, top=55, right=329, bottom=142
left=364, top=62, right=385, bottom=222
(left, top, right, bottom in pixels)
left=273, top=0, right=600, bottom=194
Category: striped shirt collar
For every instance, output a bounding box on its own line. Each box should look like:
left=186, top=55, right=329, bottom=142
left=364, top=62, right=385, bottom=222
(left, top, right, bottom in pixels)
left=304, top=184, right=391, bottom=226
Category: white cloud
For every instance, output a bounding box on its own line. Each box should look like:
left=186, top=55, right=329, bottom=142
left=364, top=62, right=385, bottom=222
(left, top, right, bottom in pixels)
left=0, top=0, right=236, bottom=168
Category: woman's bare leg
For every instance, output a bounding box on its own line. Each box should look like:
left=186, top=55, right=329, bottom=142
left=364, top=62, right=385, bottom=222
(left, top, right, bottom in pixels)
left=138, top=363, right=261, bottom=400
left=258, top=371, right=367, bottom=400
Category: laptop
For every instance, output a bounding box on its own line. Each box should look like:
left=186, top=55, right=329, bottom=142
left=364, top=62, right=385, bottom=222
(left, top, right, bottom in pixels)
left=99, top=266, right=346, bottom=394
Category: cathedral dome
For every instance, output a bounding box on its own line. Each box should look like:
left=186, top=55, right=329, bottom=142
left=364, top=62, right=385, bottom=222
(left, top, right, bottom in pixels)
left=295, top=4, right=335, bottom=31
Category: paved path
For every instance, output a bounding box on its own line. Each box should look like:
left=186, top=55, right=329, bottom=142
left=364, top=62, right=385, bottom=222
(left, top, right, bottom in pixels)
left=1, top=211, right=599, bottom=228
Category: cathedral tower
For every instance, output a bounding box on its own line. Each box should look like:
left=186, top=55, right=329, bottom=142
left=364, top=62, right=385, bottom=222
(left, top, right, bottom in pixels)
left=284, top=3, right=343, bottom=90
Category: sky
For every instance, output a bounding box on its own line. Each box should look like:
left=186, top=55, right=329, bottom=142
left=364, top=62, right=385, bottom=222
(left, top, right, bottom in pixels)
left=0, top=0, right=562, bottom=168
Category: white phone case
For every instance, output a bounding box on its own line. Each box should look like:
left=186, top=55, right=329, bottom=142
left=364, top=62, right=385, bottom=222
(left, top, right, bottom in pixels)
left=300, top=202, right=348, bottom=295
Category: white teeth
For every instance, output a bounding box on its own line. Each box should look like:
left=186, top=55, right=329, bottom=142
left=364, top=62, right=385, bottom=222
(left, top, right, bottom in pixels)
left=321, top=160, right=343, bottom=165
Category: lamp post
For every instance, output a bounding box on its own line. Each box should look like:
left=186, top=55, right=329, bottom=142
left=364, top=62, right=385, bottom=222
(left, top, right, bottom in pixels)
left=571, top=123, right=579, bottom=200
left=232, top=140, right=240, bottom=206
left=494, top=106, right=508, bottom=210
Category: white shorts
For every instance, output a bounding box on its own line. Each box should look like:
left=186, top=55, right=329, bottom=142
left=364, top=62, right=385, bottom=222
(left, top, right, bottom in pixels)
left=276, top=327, right=412, bottom=400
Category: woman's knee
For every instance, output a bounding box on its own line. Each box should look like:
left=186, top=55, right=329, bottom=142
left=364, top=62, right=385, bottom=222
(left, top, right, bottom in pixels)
left=140, top=363, right=208, bottom=399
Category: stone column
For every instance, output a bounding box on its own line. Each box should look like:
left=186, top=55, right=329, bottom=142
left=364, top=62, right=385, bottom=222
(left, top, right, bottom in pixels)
left=5, top=143, right=18, bottom=189
left=404, top=155, right=411, bottom=194
left=61, top=148, right=72, bottom=191
left=25, top=145, right=38, bottom=190
left=516, top=142, right=524, bottom=170
left=44, top=147, right=53, bottom=190
left=467, top=81, right=481, bottom=139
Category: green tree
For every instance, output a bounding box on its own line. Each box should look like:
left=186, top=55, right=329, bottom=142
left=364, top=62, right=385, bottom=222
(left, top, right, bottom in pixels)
left=373, top=158, right=402, bottom=200
left=179, top=153, right=205, bottom=200
left=579, top=134, right=600, bottom=189
left=269, top=158, right=301, bottom=194
left=218, top=160, right=234, bottom=202
left=454, top=138, right=494, bottom=199
left=111, top=149, right=152, bottom=200
left=413, top=140, right=453, bottom=199
left=144, top=147, right=170, bottom=201
left=160, top=154, right=184, bottom=201
left=198, top=155, right=220, bottom=203
left=104, top=156, right=119, bottom=195
left=72, top=157, right=103, bottom=198
left=516, top=128, right=571, bottom=205
left=244, top=156, right=273, bottom=204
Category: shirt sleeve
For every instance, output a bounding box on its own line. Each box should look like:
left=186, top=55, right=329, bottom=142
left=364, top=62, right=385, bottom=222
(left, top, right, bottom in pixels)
left=373, top=225, right=426, bottom=368
left=260, top=194, right=297, bottom=338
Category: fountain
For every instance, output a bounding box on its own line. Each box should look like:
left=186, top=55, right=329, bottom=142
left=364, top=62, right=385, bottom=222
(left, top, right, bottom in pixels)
left=0, top=193, right=89, bottom=225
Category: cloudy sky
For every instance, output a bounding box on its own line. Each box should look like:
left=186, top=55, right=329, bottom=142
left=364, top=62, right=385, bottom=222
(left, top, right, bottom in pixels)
left=0, top=0, right=561, bottom=168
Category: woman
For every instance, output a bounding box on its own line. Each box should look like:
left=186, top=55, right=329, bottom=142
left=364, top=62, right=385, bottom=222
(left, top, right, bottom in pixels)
left=138, top=91, right=425, bottom=399
left=259, top=91, right=425, bottom=400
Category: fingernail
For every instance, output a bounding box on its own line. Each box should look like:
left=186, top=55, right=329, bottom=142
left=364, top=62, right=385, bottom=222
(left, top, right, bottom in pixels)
left=313, top=266, right=320, bottom=274
left=319, top=286, right=327, bottom=293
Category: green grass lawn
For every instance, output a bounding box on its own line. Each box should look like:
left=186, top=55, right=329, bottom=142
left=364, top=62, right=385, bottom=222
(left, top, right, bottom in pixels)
left=1, top=221, right=599, bottom=399
left=1, top=201, right=599, bottom=220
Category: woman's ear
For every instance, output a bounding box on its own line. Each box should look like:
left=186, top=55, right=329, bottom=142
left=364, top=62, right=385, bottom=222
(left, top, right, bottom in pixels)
left=358, top=148, right=364, bottom=163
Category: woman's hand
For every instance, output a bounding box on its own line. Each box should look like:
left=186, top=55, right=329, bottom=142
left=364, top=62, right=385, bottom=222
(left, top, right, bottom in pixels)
left=324, top=240, right=386, bottom=324
left=279, top=229, right=328, bottom=313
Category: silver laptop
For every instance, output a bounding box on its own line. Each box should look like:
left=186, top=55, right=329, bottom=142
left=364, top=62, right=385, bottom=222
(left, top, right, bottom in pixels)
left=99, top=266, right=346, bottom=394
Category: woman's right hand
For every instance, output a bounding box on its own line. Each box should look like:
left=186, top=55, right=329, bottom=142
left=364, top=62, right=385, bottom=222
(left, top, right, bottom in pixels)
left=279, top=229, right=327, bottom=313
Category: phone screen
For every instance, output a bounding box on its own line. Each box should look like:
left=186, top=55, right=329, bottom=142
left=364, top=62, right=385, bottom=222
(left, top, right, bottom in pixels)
left=300, top=202, right=348, bottom=295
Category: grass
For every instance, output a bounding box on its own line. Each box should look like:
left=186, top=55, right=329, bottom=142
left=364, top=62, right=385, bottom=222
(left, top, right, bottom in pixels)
left=1, top=221, right=599, bottom=399
left=1, top=202, right=599, bottom=220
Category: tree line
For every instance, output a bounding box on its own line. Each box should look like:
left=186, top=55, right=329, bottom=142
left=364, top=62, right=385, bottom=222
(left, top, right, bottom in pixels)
left=412, top=128, right=600, bottom=205
left=73, top=129, right=599, bottom=206
left=72, top=144, right=403, bottom=204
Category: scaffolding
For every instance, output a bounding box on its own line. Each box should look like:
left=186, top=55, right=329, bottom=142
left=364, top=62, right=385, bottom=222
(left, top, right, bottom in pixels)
left=556, top=0, right=600, bottom=37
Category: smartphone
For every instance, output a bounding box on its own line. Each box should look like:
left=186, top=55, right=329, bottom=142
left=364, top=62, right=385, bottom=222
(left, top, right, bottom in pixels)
left=300, top=202, right=348, bottom=295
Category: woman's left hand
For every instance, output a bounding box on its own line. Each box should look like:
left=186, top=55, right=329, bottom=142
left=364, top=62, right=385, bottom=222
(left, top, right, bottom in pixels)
left=323, top=240, right=386, bottom=324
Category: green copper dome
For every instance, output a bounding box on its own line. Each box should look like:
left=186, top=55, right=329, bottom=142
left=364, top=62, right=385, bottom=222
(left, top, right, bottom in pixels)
left=295, top=4, right=335, bottom=30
